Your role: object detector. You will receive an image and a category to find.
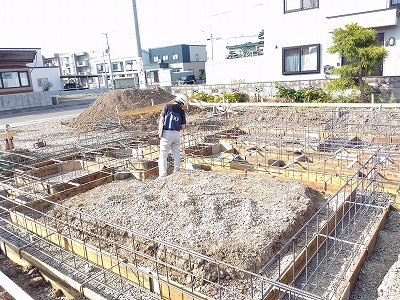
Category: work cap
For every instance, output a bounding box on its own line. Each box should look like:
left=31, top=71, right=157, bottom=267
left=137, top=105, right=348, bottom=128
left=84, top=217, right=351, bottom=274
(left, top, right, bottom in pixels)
left=175, top=94, right=188, bottom=105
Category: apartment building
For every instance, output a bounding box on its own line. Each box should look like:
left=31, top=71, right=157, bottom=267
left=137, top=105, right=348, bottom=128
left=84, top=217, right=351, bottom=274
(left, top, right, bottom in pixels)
left=44, top=51, right=149, bottom=89
left=146, top=44, right=207, bottom=86
left=206, top=0, right=400, bottom=84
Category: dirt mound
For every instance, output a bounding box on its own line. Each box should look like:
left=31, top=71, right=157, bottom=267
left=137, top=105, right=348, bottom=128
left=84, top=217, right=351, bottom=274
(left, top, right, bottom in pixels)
left=69, top=87, right=175, bottom=131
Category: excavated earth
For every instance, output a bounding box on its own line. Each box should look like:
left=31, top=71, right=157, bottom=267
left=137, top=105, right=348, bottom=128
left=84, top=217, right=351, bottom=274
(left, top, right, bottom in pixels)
left=1, top=88, right=400, bottom=299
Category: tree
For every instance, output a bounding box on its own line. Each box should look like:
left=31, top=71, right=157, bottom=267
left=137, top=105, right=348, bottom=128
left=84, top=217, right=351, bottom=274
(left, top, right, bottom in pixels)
left=258, top=29, right=264, bottom=42
left=326, top=23, right=388, bottom=103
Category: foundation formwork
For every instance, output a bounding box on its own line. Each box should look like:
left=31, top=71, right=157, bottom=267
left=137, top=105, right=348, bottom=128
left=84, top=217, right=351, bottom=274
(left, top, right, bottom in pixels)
left=0, top=107, right=399, bottom=299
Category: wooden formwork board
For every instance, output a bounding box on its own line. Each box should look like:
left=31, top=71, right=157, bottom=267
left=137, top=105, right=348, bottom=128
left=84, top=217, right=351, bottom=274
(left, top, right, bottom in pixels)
left=0, top=237, right=105, bottom=300
left=13, top=168, right=114, bottom=204
left=131, top=167, right=158, bottom=181
left=185, top=156, right=354, bottom=188
left=264, top=189, right=357, bottom=300
left=16, top=160, right=83, bottom=179
left=336, top=207, right=390, bottom=300
left=9, top=212, right=209, bottom=300
left=0, top=131, right=17, bottom=139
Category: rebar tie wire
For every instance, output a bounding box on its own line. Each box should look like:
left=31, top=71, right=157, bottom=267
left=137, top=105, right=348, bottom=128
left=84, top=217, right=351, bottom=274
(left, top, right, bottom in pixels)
left=79, top=258, right=128, bottom=295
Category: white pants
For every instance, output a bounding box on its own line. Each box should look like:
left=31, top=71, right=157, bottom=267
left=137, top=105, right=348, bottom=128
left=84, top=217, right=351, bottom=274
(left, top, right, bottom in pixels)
left=158, top=130, right=181, bottom=177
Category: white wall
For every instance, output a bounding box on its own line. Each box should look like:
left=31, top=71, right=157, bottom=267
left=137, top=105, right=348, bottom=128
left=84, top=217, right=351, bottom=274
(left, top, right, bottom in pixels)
left=206, top=56, right=267, bottom=85
left=205, top=0, right=400, bottom=84
left=30, top=67, right=62, bottom=92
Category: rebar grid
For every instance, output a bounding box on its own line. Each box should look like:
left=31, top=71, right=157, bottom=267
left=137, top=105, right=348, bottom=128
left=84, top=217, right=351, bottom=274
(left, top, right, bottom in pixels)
left=0, top=189, right=321, bottom=300
left=0, top=107, right=400, bottom=299
left=260, top=153, right=391, bottom=300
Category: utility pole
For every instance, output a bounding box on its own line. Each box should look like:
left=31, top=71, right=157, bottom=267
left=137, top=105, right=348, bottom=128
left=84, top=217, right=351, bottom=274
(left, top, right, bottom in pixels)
left=103, top=32, right=115, bottom=89
left=102, top=52, right=109, bottom=90
left=207, top=33, right=214, bottom=60
left=132, top=0, right=146, bottom=89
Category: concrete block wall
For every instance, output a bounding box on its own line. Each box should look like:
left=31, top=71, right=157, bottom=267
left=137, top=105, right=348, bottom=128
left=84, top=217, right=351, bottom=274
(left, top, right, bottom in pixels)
left=172, top=77, right=400, bottom=102
left=0, top=92, right=52, bottom=111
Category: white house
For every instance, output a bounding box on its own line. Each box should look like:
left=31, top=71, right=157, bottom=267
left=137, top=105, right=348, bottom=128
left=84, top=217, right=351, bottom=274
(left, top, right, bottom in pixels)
left=28, top=49, right=62, bottom=92
left=206, top=0, right=400, bottom=85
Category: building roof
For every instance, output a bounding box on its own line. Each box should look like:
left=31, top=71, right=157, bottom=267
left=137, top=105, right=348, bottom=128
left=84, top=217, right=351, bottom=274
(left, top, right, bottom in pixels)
left=226, top=42, right=263, bottom=50
left=0, top=50, right=37, bottom=67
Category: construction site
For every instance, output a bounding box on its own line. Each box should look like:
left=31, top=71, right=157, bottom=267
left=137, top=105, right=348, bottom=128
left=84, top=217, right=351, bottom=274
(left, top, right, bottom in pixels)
left=0, top=88, right=399, bottom=300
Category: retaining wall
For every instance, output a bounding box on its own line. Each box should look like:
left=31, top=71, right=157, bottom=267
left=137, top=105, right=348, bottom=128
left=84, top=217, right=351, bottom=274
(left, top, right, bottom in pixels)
left=0, top=92, right=52, bottom=112
left=171, top=77, right=400, bottom=102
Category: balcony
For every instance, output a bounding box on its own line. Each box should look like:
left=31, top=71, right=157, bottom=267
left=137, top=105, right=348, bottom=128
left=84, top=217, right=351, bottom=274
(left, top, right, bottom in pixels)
left=327, top=8, right=398, bottom=31
left=77, top=61, right=89, bottom=67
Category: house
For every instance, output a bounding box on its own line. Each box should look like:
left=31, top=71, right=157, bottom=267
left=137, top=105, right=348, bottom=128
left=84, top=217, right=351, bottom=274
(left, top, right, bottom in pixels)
left=205, top=0, right=400, bottom=85
left=0, top=48, right=61, bottom=95
left=146, top=44, right=206, bottom=86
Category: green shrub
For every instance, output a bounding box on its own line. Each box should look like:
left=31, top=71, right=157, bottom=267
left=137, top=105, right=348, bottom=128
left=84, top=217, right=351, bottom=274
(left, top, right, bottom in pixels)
left=223, top=92, right=247, bottom=103
left=195, top=92, right=215, bottom=102
left=274, top=82, right=330, bottom=103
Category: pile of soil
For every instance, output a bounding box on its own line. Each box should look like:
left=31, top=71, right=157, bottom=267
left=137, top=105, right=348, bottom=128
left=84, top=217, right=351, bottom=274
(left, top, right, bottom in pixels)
left=68, top=87, right=175, bottom=131
left=55, top=170, right=324, bottom=275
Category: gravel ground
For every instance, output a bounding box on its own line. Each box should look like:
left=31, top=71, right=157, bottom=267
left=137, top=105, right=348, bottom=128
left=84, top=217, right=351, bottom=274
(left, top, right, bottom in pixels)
left=1, top=102, right=400, bottom=299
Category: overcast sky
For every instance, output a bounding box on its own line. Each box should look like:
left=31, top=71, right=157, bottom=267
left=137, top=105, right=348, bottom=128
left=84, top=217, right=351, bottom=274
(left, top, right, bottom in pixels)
left=1, top=0, right=264, bottom=59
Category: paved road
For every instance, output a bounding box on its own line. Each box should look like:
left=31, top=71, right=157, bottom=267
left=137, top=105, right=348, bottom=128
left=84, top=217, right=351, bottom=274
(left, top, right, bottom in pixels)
left=0, top=103, right=91, bottom=129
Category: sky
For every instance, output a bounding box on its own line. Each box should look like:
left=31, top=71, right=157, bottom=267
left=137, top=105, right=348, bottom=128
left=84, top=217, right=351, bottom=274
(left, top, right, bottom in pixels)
left=0, top=0, right=264, bottom=60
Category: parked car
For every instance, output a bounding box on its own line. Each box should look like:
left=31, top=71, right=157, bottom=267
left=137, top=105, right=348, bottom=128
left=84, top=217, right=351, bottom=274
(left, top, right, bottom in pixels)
left=63, top=82, right=88, bottom=91
left=177, top=75, right=196, bottom=85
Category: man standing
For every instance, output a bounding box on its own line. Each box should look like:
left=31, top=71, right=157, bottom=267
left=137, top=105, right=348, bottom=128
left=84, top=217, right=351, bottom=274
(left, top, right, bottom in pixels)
left=158, top=94, right=187, bottom=177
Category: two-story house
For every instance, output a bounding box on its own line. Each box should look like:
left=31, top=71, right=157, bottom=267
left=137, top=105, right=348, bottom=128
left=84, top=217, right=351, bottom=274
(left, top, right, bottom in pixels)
left=206, top=0, right=400, bottom=84
left=146, top=44, right=206, bottom=86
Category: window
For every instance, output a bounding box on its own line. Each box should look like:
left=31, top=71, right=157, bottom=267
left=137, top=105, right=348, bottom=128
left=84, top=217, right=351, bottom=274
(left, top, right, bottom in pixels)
left=153, top=55, right=160, bottom=63
left=19, top=72, right=29, bottom=86
left=112, top=62, right=124, bottom=72
left=162, top=55, right=169, bottom=61
left=125, top=60, right=136, bottom=71
left=391, top=0, right=400, bottom=6
left=282, top=44, right=320, bottom=75
left=195, top=54, right=199, bottom=61
left=172, top=53, right=179, bottom=61
left=0, top=71, right=30, bottom=88
left=284, top=0, right=318, bottom=13
left=96, top=63, right=105, bottom=74
left=37, top=78, right=49, bottom=87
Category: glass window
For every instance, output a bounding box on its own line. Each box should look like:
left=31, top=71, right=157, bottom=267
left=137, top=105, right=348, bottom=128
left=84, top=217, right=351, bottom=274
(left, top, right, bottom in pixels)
left=284, top=0, right=318, bottom=12
left=391, top=0, right=400, bottom=6
left=112, top=62, right=124, bottom=72
left=153, top=56, right=159, bottom=63
left=19, top=72, right=29, bottom=86
left=162, top=55, right=169, bottom=61
left=283, top=44, right=320, bottom=75
left=172, top=54, right=179, bottom=61
left=37, top=78, right=49, bottom=87
left=2, top=72, right=20, bottom=88
left=125, top=60, right=135, bottom=71
left=96, top=63, right=104, bottom=74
